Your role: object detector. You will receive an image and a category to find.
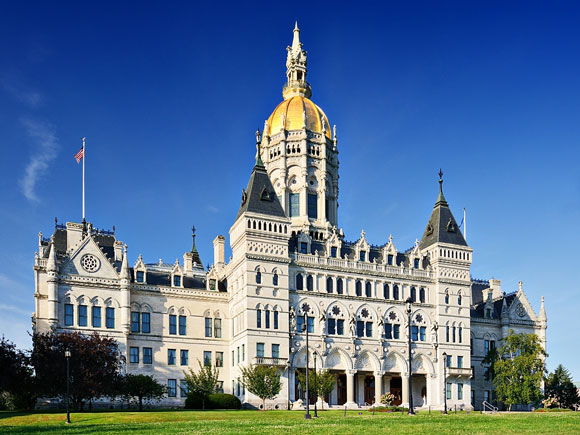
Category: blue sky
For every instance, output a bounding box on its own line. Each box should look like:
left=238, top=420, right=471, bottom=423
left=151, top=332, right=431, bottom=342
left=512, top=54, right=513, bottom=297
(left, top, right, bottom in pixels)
left=1, top=1, right=579, bottom=379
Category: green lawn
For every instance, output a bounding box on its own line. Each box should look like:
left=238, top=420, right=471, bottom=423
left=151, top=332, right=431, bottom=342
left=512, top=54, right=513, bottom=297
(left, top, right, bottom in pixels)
left=1, top=409, right=579, bottom=434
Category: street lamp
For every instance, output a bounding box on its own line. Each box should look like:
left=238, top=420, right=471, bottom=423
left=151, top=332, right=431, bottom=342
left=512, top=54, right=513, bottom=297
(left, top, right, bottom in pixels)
left=64, top=350, right=71, bottom=424
left=405, top=297, right=415, bottom=415
left=442, top=351, right=448, bottom=414
left=304, top=313, right=311, bottom=420
left=313, top=352, right=318, bottom=418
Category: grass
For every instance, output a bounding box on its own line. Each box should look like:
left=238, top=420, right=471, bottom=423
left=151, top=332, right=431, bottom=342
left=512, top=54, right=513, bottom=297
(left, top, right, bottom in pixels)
left=1, top=409, right=580, bottom=434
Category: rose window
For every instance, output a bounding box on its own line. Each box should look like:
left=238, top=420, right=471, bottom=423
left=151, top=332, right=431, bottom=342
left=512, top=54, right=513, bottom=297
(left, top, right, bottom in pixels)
left=415, top=314, right=423, bottom=323
left=81, top=254, right=100, bottom=273
left=332, top=306, right=340, bottom=316
left=389, top=312, right=397, bottom=321
left=301, top=303, right=310, bottom=313
left=361, top=308, right=369, bottom=318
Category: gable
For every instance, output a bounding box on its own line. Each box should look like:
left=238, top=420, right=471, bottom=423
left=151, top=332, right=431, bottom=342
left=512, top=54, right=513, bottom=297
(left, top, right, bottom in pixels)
left=60, top=236, right=120, bottom=280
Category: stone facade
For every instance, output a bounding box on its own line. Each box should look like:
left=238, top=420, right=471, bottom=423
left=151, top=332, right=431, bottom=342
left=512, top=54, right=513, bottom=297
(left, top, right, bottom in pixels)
left=32, top=24, right=546, bottom=411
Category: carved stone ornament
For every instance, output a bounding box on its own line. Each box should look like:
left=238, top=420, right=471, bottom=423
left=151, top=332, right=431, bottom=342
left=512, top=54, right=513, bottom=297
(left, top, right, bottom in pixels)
left=516, top=303, right=526, bottom=318
left=80, top=254, right=100, bottom=273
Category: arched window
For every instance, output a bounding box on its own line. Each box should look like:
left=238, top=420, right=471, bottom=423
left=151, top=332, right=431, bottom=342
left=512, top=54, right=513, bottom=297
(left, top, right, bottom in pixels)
left=383, top=283, right=389, bottom=299
left=458, top=326, right=463, bottom=343
left=337, top=278, right=344, bottom=295
left=413, top=258, right=420, bottom=269
left=355, top=281, right=362, bottom=297
left=255, top=271, right=261, bottom=284
left=296, top=274, right=303, bottom=291
left=410, top=287, right=416, bottom=302
left=326, top=277, right=333, bottom=293
left=419, top=288, right=426, bottom=303
left=458, top=294, right=462, bottom=305
left=273, top=273, right=279, bottom=286
left=365, top=281, right=372, bottom=298
left=445, top=291, right=449, bottom=304
left=306, top=275, right=313, bottom=291
left=393, top=285, right=399, bottom=300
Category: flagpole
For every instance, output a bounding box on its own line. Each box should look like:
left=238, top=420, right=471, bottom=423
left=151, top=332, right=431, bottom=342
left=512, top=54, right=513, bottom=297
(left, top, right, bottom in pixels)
left=82, top=137, right=86, bottom=221
left=463, top=207, right=467, bottom=241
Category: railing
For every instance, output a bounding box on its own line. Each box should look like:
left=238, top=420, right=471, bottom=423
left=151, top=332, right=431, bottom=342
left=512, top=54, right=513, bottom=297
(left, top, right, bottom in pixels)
left=252, top=357, right=288, bottom=367
left=291, top=253, right=433, bottom=279
left=36, top=258, right=47, bottom=268
left=482, top=401, right=498, bottom=413
left=447, top=367, right=473, bottom=377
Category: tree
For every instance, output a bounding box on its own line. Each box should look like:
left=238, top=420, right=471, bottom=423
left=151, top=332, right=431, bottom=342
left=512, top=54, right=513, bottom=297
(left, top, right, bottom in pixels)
left=489, top=330, right=546, bottom=411
left=544, top=365, right=579, bottom=409
left=240, top=365, right=281, bottom=410
left=0, top=336, right=37, bottom=410
left=123, top=374, right=166, bottom=411
left=31, top=331, right=125, bottom=410
left=295, top=369, right=336, bottom=410
left=184, top=360, right=220, bottom=410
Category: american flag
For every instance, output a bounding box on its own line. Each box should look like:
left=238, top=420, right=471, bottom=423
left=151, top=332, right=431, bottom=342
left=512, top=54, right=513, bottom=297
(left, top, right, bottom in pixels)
left=74, top=147, right=84, bottom=163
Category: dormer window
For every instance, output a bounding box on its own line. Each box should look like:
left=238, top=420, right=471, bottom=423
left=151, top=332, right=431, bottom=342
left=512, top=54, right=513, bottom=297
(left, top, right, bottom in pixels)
left=173, top=275, right=181, bottom=287
left=387, top=254, right=393, bottom=265
left=300, top=242, right=308, bottom=254
left=136, top=271, right=144, bottom=283
left=414, top=258, right=420, bottom=269
left=209, top=279, right=217, bottom=290
left=330, top=247, right=337, bottom=258
left=359, top=251, right=366, bottom=262
left=486, top=308, right=492, bottom=318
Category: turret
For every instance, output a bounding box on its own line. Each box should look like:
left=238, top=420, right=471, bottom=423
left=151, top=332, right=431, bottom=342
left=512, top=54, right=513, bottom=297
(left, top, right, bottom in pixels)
left=46, top=239, right=59, bottom=329
left=120, top=245, right=131, bottom=335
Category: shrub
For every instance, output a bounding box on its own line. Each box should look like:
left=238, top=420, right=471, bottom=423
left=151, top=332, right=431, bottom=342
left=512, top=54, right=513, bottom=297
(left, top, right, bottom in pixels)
left=368, top=405, right=409, bottom=413
left=379, top=392, right=395, bottom=405
left=184, top=393, right=204, bottom=409
left=185, top=393, right=241, bottom=410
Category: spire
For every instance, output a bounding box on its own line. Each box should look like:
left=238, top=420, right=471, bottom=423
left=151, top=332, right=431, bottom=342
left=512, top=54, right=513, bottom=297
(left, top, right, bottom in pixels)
left=47, top=239, right=58, bottom=272
left=121, top=245, right=130, bottom=280
left=419, top=170, right=467, bottom=249
left=284, top=22, right=311, bottom=99
left=190, top=225, right=202, bottom=265
left=539, top=296, right=547, bottom=321
left=255, top=129, right=264, bottom=168
left=501, top=296, right=509, bottom=317
left=292, top=21, right=301, bottom=50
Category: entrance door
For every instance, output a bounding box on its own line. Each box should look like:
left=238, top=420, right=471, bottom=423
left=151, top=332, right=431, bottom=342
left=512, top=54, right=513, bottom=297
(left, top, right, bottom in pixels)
left=364, top=376, right=375, bottom=405
left=390, top=377, right=402, bottom=406
left=337, top=374, right=347, bottom=405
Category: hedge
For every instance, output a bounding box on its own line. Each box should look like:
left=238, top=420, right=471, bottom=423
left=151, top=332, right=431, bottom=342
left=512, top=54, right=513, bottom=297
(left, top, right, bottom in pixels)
left=184, top=393, right=241, bottom=410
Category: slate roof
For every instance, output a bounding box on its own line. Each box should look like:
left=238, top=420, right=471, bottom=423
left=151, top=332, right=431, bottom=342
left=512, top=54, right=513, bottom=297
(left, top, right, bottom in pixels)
left=470, top=291, right=517, bottom=319
left=235, top=158, right=286, bottom=221
left=419, top=179, right=467, bottom=249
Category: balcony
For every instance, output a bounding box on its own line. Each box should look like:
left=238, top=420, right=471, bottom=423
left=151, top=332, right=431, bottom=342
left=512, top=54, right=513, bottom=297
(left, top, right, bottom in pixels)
left=447, top=367, right=472, bottom=378
left=252, top=357, right=288, bottom=367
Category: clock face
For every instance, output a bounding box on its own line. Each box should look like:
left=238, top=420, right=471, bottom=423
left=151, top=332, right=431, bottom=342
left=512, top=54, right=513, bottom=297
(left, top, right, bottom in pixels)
left=516, top=303, right=526, bottom=318
left=80, top=254, right=100, bottom=273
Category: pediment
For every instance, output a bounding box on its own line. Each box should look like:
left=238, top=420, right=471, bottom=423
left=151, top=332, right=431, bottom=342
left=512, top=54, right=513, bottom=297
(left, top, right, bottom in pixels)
left=508, top=290, right=537, bottom=322
left=61, top=236, right=120, bottom=279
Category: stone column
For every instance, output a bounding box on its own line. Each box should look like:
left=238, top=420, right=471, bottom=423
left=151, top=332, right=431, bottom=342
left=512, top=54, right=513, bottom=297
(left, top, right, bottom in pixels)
left=346, top=370, right=358, bottom=408
left=374, top=371, right=383, bottom=405
left=288, top=368, right=295, bottom=402
left=401, top=374, right=409, bottom=407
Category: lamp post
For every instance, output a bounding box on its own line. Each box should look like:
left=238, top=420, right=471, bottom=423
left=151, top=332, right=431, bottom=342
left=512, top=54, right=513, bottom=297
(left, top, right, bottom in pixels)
left=405, top=297, right=415, bottom=415
left=64, top=350, right=71, bottom=424
left=314, top=352, right=318, bottom=418
left=442, top=351, right=448, bottom=414
left=304, top=313, right=311, bottom=419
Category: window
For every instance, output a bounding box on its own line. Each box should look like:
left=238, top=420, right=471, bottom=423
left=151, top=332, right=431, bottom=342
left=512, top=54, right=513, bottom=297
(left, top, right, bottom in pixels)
left=307, top=316, right=314, bottom=333
left=106, top=307, right=115, bottom=329
left=168, top=379, right=177, bottom=397
left=169, top=314, right=177, bottom=335
left=92, top=306, right=101, bottom=328
left=273, top=273, right=279, bottom=286
left=458, top=294, right=462, bottom=305
left=136, top=271, right=144, bottom=282
left=78, top=305, right=87, bottom=327
left=457, top=356, right=463, bottom=368
left=131, top=311, right=140, bottom=332
left=490, top=340, right=496, bottom=351
left=203, top=351, right=212, bottom=366
left=483, top=390, right=490, bottom=403
left=410, top=287, right=416, bottom=302
left=143, top=347, right=152, bottom=364
left=216, top=351, right=224, bottom=367
left=205, top=317, right=213, bottom=336
left=242, top=344, right=245, bottom=361
left=359, top=251, right=366, bottom=262
left=383, top=284, right=389, bottom=299
left=168, top=349, right=176, bottom=365
left=387, top=254, right=393, bottom=265
left=289, top=192, right=300, bottom=217
left=236, top=381, right=240, bottom=396
left=180, top=379, right=188, bottom=397
left=445, top=293, right=449, bottom=304
left=180, top=349, right=189, bottom=366
left=306, top=275, right=313, bottom=291
left=356, top=321, right=365, bottom=338
left=300, top=242, right=308, bottom=254
left=296, top=274, right=303, bottom=290
left=365, top=282, right=372, bottom=297
left=328, top=318, right=336, bottom=335
left=307, top=193, right=317, bottom=219
left=419, top=288, right=425, bottom=303
left=237, top=347, right=240, bottom=364
left=272, top=344, right=280, bottom=359
left=458, top=327, right=462, bottom=343
left=365, top=322, right=373, bottom=337
left=446, top=326, right=450, bottom=342
left=356, top=281, right=362, bottom=296
left=385, top=323, right=392, bottom=339
left=471, top=366, right=475, bottom=379
left=273, top=311, right=278, bottom=329
left=331, top=247, right=337, bottom=258
left=446, top=354, right=452, bottom=368
left=256, top=343, right=264, bottom=358
left=173, top=275, right=181, bottom=287
left=326, top=277, right=333, bottom=293
left=337, top=278, right=343, bottom=294
left=179, top=315, right=186, bottom=335
left=64, top=304, right=74, bottom=326
left=129, top=347, right=139, bottom=363
left=265, top=310, right=270, bottom=329
left=142, top=312, right=150, bottom=333
left=297, top=316, right=303, bottom=333
left=458, top=383, right=463, bottom=400
left=393, top=324, right=400, bottom=339
left=214, top=318, right=222, bottom=338
left=393, top=285, right=399, bottom=300
left=413, top=258, right=420, bottom=269
left=419, top=326, right=426, bottom=341
left=446, top=383, right=452, bottom=400
left=486, top=308, right=492, bottom=318
left=256, top=310, right=262, bottom=328
left=256, top=271, right=261, bottom=284
left=452, top=326, right=456, bottom=343
left=412, top=325, right=419, bottom=341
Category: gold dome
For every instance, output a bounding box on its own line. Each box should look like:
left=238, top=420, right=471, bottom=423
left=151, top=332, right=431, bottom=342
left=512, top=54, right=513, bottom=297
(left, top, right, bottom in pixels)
left=266, top=96, right=331, bottom=139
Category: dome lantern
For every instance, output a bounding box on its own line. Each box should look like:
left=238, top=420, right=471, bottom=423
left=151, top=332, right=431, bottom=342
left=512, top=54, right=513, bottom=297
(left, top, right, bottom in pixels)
left=283, top=22, right=311, bottom=100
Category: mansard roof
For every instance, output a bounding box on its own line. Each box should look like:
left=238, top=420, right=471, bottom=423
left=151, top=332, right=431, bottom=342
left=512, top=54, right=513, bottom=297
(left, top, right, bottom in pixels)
left=470, top=291, right=518, bottom=319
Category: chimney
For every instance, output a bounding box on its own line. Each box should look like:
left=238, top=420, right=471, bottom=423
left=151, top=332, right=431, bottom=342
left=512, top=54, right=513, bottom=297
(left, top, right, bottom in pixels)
left=213, top=235, right=225, bottom=266
left=114, top=241, right=124, bottom=262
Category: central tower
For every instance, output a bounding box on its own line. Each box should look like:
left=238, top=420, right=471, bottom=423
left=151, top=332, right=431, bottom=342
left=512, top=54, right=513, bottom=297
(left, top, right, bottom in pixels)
left=260, top=23, right=339, bottom=240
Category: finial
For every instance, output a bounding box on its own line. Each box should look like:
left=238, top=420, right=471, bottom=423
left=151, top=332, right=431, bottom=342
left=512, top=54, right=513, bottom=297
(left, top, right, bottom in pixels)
left=123, top=244, right=127, bottom=254
left=255, top=129, right=265, bottom=167
left=54, top=217, right=58, bottom=227
left=435, top=168, right=447, bottom=206
left=518, top=281, right=523, bottom=291
left=256, top=128, right=261, bottom=144
left=113, top=225, right=116, bottom=234
left=438, top=168, right=443, bottom=181
left=294, top=21, right=299, bottom=31
left=388, top=234, right=393, bottom=243
left=192, top=225, right=196, bottom=236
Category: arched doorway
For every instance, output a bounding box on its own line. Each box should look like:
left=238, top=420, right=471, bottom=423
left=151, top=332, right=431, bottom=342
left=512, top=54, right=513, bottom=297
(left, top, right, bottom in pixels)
left=364, top=376, right=375, bottom=405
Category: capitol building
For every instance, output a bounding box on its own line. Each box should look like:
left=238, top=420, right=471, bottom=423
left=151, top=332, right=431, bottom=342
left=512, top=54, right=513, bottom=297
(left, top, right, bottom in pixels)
left=32, top=24, right=546, bottom=411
